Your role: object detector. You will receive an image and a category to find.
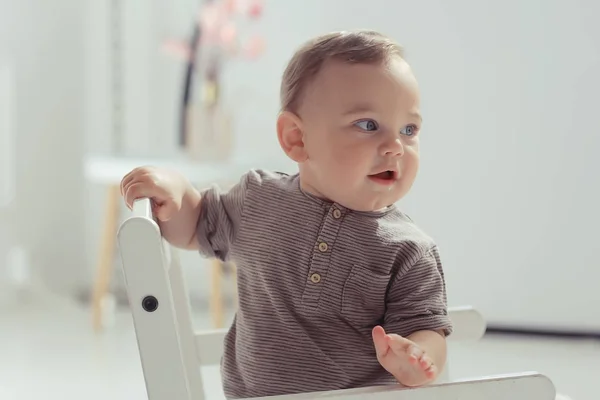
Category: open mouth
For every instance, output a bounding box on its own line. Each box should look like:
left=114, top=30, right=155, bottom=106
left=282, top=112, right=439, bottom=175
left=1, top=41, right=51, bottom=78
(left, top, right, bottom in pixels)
left=369, top=170, right=396, bottom=181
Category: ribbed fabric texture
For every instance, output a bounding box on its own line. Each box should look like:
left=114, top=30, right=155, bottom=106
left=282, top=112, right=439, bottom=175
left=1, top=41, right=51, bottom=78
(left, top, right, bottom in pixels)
left=196, top=169, right=452, bottom=399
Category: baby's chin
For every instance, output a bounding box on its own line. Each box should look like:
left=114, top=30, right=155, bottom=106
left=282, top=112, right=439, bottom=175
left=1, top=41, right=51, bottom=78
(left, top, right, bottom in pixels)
left=364, top=181, right=406, bottom=205
left=336, top=191, right=404, bottom=213
left=303, top=175, right=405, bottom=212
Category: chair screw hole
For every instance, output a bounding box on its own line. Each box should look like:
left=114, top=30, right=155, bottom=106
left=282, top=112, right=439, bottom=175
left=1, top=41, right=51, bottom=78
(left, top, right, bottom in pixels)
left=142, top=295, right=159, bottom=312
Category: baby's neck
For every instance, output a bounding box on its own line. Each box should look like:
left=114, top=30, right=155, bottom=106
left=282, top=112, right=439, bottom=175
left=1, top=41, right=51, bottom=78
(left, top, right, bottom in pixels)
left=299, top=179, right=327, bottom=201
left=297, top=174, right=392, bottom=214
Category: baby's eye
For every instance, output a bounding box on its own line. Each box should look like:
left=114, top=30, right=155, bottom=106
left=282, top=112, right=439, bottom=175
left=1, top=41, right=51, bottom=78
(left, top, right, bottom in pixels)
left=400, top=124, right=419, bottom=136
left=354, top=119, right=379, bottom=131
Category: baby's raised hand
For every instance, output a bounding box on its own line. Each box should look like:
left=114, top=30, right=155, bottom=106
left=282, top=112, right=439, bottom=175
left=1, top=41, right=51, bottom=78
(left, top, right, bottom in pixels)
left=120, top=166, right=189, bottom=222
left=372, top=325, right=437, bottom=387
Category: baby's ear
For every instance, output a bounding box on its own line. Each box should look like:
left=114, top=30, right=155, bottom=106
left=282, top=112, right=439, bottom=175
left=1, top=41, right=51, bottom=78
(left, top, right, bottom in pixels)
left=276, top=111, right=307, bottom=162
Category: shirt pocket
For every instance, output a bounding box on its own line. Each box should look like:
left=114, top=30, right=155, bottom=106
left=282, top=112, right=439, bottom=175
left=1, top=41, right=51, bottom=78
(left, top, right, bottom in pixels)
left=341, top=264, right=391, bottom=328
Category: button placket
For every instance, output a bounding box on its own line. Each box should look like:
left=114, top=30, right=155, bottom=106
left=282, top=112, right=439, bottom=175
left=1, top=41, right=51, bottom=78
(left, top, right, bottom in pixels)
left=301, top=204, right=346, bottom=309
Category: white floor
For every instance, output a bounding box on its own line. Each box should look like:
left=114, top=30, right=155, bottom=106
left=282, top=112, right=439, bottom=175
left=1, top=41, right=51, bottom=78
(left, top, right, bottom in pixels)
left=0, top=292, right=598, bottom=400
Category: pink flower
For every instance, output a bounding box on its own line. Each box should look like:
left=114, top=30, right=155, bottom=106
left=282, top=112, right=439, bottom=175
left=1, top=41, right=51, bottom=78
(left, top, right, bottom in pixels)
left=244, top=36, right=265, bottom=59
left=247, top=0, right=264, bottom=18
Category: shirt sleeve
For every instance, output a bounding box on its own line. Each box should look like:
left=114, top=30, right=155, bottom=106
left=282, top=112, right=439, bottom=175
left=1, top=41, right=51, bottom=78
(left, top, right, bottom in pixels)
left=196, top=170, right=256, bottom=261
left=383, top=245, right=453, bottom=337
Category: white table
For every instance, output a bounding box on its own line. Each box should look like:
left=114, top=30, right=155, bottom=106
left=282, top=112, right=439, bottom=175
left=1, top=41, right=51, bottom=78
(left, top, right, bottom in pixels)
left=84, top=154, right=292, bottom=331
left=84, top=155, right=293, bottom=185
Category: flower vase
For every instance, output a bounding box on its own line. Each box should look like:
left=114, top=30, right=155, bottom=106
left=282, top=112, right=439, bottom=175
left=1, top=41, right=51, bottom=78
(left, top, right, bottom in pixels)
left=185, top=80, right=234, bottom=163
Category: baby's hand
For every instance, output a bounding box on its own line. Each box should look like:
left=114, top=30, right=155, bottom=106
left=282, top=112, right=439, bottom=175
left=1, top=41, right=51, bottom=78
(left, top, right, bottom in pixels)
left=372, top=325, right=437, bottom=387
left=120, top=166, right=189, bottom=222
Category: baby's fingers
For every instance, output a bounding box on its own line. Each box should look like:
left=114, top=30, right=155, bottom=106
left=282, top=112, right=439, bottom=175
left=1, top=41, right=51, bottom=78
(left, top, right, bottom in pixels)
left=387, top=334, right=420, bottom=360
left=389, top=340, right=424, bottom=366
left=372, top=326, right=390, bottom=358
left=417, top=354, right=437, bottom=380
left=419, top=355, right=432, bottom=370
left=154, top=199, right=179, bottom=221
left=407, top=345, right=424, bottom=365
left=424, top=363, right=437, bottom=379
left=123, top=182, right=161, bottom=209
left=120, top=168, right=144, bottom=196
left=123, top=182, right=142, bottom=209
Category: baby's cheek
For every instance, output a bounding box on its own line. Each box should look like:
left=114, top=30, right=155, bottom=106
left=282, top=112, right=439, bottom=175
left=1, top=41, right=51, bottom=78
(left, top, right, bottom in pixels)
left=403, top=150, right=419, bottom=173
left=325, top=146, right=356, bottom=169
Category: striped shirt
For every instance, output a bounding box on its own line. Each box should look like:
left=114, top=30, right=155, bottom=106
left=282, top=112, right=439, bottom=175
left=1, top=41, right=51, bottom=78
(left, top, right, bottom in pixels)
left=196, top=169, right=452, bottom=399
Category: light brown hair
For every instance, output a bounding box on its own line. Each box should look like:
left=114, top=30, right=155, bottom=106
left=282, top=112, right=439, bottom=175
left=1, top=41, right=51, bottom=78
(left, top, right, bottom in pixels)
left=280, top=30, right=404, bottom=113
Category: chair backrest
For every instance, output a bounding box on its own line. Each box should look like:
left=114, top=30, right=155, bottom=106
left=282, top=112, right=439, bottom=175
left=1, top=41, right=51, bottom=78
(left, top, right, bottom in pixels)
left=118, top=198, right=554, bottom=400
left=118, top=199, right=205, bottom=399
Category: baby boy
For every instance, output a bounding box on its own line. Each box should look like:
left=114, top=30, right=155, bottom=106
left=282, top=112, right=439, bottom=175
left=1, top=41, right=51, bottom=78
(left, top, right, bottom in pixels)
left=120, top=30, right=453, bottom=399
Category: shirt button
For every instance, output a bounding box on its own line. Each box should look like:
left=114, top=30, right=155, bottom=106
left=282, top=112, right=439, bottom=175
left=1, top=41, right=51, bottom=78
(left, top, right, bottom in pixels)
left=310, top=273, right=321, bottom=283
left=332, top=208, right=342, bottom=219
left=318, top=242, right=328, bottom=252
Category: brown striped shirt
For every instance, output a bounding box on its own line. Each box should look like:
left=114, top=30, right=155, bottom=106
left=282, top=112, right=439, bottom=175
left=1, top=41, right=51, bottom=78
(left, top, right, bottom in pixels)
left=196, top=169, right=452, bottom=399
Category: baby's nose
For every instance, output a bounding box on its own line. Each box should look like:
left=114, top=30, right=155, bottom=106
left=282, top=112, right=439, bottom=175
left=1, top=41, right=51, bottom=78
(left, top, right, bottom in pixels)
left=382, top=139, right=404, bottom=156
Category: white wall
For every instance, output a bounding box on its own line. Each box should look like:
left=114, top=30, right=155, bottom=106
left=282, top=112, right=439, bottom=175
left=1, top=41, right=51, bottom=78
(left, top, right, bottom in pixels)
left=0, top=0, right=87, bottom=294
left=83, top=0, right=214, bottom=301
left=82, top=0, right=599, bottom=332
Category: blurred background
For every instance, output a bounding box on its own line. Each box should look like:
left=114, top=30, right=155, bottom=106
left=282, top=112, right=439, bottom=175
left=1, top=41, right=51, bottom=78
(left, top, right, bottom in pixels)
left=0, top=0, right=598, bottom=399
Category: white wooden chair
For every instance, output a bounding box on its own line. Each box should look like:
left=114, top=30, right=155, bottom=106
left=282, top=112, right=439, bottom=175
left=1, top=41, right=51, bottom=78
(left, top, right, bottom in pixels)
left=117, top=198, right=558, bottom=400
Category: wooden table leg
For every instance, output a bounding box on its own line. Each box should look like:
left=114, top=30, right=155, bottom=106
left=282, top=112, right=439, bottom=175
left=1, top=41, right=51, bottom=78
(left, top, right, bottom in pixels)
left=210, top=258, right=224, bottom=328
left=91, top=184, right=121, bottom=332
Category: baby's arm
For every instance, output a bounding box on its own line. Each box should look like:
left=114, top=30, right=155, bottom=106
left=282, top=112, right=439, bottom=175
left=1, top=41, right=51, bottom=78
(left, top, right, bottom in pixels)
left=193, top=171, right=255, bottom=261
left=373, top=245, right=452, bottom=386
left=121, top=167, right=253, bottom=257
left=163, top=170, right=252, bottom=257
left=157, top=184, right=203, bottom=250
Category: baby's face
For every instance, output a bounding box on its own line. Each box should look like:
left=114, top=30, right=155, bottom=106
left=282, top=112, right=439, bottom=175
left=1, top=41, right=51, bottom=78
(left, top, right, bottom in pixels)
left=297, top=57, right=422, bottom=212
